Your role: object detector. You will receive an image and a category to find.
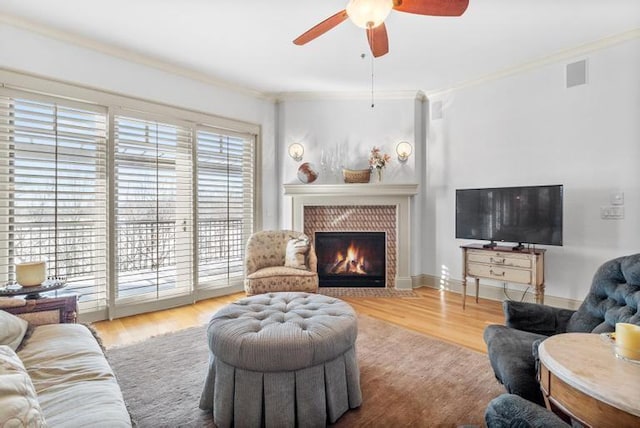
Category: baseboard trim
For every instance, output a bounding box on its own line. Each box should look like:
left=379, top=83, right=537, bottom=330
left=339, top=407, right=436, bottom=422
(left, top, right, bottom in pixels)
left=411, top=274, right=581, bottom=310
left=195, top=283, right=245, bottom=301
left=395, top=277, right=413, bottom=290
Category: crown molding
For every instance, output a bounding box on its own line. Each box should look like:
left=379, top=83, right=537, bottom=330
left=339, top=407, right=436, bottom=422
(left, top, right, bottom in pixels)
left=415, top=90, right=427, bottom=102
left=272, top=89, right=424, bottom=102
left=2, top=13, right=637, bottom=103
left=425, top=28, right=640, bottom=97
left=0, top=13, right=273, bottom=101
left=1, top=12, right=419, bottom=104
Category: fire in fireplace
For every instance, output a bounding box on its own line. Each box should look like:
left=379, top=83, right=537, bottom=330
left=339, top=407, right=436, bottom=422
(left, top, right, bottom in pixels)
left=314, top=231, right=386, bottom=287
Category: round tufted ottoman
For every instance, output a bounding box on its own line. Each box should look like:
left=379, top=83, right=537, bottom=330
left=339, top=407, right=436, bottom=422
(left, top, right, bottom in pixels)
left=198, top=292, right=362, bottom=428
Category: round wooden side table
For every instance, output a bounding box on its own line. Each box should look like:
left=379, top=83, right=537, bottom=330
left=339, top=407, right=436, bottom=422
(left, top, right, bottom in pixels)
left=538, top=332, right=640, bottom=428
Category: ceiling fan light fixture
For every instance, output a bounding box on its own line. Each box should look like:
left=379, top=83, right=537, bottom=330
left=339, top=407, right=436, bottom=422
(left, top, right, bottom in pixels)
left=346, top=0, right=394, bottom=29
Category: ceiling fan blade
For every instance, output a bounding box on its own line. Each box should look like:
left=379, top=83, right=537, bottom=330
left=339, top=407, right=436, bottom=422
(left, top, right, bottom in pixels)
left=293, top=10, right=349, bottom=45
left=393, top=0, right=469, bottom=17
left=366, top=23, right=389, bottom=58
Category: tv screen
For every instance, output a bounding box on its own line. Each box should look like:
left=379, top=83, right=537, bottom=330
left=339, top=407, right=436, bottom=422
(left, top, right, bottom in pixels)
left=456, top=185, right=563, bottom=246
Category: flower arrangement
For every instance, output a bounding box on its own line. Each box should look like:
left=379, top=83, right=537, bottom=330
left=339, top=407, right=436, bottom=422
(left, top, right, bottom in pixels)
left=368, top=146, right=391, bottom=182
left=368, top=146, right=391, bottom=170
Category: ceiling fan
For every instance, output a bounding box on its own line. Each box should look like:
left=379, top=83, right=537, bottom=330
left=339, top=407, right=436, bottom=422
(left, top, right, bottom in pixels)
left=293, top=0, right=469, bottom=58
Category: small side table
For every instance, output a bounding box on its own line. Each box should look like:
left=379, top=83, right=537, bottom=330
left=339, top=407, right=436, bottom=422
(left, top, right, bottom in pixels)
left=0, top=277, right=67, bottom=299
left=538, top=333, right=640, bottom=427
left=0, top=294, right=78, bottom=325
left=460, top=244, right=545, bottom=309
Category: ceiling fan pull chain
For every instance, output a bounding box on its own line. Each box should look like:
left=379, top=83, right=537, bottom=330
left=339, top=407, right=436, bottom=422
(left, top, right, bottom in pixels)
left=371, top=52, right=375, bottom=108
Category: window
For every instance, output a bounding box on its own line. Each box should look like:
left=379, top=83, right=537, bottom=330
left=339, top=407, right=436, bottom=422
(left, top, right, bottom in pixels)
left=0, top=74, right=259, bottom=321
left=0, top=91, right=108, bottom=312
left=196, top=127, right=254, bottom=288
left=114, top=114, right=192, bottom=302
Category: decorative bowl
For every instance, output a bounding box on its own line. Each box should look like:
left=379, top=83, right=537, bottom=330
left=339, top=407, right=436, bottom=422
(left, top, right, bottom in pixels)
left=16, top=261, right=47, bottom=287
left=342, top=168, right=371, bottom=183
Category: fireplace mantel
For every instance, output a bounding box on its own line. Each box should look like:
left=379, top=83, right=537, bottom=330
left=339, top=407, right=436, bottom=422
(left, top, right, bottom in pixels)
left=283, top=183, right=418, bottom=197
left=283, top=183, right=418, bottom=289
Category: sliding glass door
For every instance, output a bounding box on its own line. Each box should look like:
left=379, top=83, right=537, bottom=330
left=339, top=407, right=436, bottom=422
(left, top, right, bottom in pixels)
left=114, top=114, right=192, bottom=304
left=196, top=127, right=254, bottom=291
left=0, top=86, right=258, bottom=320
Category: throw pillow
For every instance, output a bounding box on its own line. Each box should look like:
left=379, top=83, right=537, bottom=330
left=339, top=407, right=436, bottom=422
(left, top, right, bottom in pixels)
left=0, top=310, right=29, bottom=351
left=0, top=345, right=47, bottom=427
left=285, top=235, right=310, bottom=270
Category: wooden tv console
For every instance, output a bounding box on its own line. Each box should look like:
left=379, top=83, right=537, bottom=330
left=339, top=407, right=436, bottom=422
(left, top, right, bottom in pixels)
left=460, top=243, right=546, bottom=309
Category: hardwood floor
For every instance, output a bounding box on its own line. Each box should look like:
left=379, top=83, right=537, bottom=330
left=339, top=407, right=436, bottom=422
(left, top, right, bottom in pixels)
left=92, top=287, right=505, bottom=353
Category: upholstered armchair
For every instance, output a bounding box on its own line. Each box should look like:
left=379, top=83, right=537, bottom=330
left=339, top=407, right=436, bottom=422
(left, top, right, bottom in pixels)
left=244, top=230, right=319, bottom=295
left=483, top=253, right=640, bottom=405
left=485, top=394, right=568, bottom=428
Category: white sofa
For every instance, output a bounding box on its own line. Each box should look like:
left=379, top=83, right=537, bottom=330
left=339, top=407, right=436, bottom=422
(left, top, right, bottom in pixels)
left=0, top=310, right=131, bottom=427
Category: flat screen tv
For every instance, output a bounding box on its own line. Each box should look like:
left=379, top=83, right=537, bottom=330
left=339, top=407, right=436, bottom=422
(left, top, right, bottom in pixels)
left=456, top=185, right=563, bottom=247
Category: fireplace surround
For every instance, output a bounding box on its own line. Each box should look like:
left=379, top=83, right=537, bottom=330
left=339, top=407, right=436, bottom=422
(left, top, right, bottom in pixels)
left=283, top=183, right=418, bottom=289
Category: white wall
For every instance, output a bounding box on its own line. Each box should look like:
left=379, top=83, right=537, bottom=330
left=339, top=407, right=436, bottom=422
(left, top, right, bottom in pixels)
left=7, top=19, right=636, bottom=302
left=277, top=99, right=418, bottom=213
left=426, top=38, right=640, bottom=301
left=0, top=22, right=279, bottom=229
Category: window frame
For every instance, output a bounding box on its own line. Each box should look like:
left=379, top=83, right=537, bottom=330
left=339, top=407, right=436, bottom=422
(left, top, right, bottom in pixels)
left=0, top=69, right=261, bottom=322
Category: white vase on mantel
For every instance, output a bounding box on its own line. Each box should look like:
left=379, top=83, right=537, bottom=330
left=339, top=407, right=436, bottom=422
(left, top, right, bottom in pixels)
left=374, top=167, right=384, bottom=183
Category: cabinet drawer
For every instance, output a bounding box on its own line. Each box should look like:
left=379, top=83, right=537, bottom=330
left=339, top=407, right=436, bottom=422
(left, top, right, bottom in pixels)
left=468, top=251, right=532, bottom=268
left=468, top=263, right=532, bottom=284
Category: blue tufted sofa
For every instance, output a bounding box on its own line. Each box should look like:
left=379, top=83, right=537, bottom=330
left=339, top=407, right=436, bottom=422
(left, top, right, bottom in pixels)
left=483, top=253, right=640, bottom=405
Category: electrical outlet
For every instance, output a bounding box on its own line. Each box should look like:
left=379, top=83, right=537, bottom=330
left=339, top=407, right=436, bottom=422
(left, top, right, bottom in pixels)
left=601, top=206, right=624, bottom=220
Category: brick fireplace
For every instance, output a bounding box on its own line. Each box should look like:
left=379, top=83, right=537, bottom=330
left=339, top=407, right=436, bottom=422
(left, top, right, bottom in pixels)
left=305, top=206, right=396, bottom=287
left=283, top=183, right=418, bottom=289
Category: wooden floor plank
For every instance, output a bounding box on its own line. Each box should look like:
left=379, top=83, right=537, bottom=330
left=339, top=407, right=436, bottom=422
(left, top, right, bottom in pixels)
left=92, top=287, right=505, bottom=353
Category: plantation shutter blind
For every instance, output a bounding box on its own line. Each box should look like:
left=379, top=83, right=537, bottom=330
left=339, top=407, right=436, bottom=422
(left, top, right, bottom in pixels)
left=114, top=114, right=192, bottom=302
left=0, top=90, right=108, bottom=313
left=196, top=126, right=254, bottom=287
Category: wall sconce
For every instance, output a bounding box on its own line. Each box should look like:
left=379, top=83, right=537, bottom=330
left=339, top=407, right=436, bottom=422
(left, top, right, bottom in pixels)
left=396, top=141, right=412, bottom=163
left=288, top=143, right=304, bottom=162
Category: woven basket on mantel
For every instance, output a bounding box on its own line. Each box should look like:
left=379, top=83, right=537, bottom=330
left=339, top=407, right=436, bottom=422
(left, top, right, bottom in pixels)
left=342, top=168, right=371, bottom=183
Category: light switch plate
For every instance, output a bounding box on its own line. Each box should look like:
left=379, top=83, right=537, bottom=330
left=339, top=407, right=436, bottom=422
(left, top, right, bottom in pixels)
left=601, top=206, right=624, bottom=220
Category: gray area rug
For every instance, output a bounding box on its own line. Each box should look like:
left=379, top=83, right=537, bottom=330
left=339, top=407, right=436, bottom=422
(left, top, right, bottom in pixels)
left=106, top=315, right=503, bottom=427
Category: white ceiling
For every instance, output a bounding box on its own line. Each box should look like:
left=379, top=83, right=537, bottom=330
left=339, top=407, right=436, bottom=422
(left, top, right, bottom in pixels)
left=1, top=0, right=639, bottom=96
